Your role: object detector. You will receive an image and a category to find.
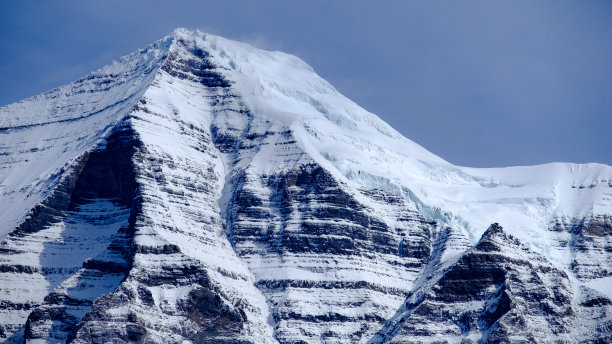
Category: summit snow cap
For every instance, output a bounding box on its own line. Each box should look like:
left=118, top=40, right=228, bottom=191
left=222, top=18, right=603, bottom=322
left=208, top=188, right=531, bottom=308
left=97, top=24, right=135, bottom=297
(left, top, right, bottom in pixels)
left=0, top=27, right=611, bottom=344
left=1, top=27, right=611, bottom=262
left=174, top=28, right=611, bottom=250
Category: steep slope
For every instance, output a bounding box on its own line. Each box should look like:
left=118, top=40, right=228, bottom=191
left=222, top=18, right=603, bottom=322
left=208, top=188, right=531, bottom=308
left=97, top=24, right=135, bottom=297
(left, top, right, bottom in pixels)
left=0, top=36, right=171, bottom=238
left=166, top=29, right=612, bottom=282
left=67, top=34, right=444, bottom=343
left=0, top=28, right=610, bottom=343
left=0, top=39, right=170, bottom=341
left=68, top=38, right=276, bottom=343
left=369, top=224, right=612, bottom=343
left=0, top=123, right=139, bottom=342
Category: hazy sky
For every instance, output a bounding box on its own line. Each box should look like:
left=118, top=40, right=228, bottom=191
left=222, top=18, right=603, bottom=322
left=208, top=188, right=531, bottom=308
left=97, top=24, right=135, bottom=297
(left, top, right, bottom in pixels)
left=1, top=1, right=611, bottom=167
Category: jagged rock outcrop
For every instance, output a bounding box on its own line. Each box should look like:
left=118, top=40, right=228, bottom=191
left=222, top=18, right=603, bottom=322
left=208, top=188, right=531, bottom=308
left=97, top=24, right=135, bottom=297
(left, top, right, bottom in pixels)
left=226, top=162, right=438, bottom=342
left=0, top=124, right=138, bottom=343
left=370, top=224, right=612, bottom=343
left=0, top=28, right=610, bottom=343
left=551, top=215, right=612, bottom=280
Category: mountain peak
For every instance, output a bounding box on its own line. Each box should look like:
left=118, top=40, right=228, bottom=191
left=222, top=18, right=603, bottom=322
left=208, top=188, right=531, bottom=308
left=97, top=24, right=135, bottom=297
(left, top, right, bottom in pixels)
left=1, top=29, right=611, bottom=260
left=171, top=27, right=207, bottom=42
left=0, top=28, right=610, bottom=343
left=172, top=27, right=192, bottom=36
left=478, top=222, right=507, bottom=243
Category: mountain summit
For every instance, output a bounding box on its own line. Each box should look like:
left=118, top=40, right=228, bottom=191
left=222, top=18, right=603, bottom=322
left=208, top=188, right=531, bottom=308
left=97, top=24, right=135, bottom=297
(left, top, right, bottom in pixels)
left=0, top=28, right=610, bottom=343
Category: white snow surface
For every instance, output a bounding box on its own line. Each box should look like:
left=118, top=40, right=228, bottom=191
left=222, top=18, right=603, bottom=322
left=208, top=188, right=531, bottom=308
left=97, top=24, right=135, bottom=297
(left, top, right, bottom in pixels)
left=172, top=29, right=612, bottom=258
left=585, top=276, right=612, bottom=300
left=0, top=35, right=171, bottom=237
left=2, top=27, right=611, bottom=267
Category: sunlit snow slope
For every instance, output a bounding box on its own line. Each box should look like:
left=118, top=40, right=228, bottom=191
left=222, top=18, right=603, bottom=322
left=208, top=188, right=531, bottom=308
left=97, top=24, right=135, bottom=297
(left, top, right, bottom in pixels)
left=0, top=35, right=172, bottom=237
left=183, top=29, right=612, bottom=267
left=0, top=28, right=610, bottom=343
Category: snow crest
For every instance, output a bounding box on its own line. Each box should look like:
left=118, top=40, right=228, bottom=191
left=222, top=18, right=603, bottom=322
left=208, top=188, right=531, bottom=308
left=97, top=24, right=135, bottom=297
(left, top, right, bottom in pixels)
left=178, top=29, right=612, bottom=261
left=0, top=28, right=610, bottom=343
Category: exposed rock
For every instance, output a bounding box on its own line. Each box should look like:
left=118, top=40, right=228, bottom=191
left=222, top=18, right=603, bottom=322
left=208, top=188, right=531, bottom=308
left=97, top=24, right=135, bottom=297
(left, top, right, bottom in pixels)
left=371, top=224, right=612, bottom=343
left=0, top=29, right=610, bottom=344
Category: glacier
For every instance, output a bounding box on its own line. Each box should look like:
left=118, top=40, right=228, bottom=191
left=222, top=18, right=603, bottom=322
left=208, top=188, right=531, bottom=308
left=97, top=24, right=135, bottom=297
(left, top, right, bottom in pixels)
left=0, top=28, right=610, bottom=343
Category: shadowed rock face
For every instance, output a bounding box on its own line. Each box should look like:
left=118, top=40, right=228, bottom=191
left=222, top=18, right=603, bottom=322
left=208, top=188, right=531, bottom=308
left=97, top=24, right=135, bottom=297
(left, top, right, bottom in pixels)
left=552, top=215, right=612, bottom=280
left=0, top=36, right=441, bottom=343
left=1, top=30, right=611, bottom=344
left=371, top=224, right=612, bottom=344
left=224, top=162, right=437, bottom=342
left=0, top=125, right=139, bottom=343
left=231, top=163, right=429, bottom=259
left=65, top=40, right=269, bottom=344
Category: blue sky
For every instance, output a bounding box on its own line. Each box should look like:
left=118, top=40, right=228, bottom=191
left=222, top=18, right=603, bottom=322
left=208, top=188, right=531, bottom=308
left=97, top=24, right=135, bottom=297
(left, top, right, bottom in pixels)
left=1, top=1, right=611, bottom=167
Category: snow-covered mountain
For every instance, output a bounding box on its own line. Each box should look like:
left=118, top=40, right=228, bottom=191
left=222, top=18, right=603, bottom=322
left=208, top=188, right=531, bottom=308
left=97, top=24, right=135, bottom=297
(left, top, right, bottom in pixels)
left=0, top=28, right=610, bottom=343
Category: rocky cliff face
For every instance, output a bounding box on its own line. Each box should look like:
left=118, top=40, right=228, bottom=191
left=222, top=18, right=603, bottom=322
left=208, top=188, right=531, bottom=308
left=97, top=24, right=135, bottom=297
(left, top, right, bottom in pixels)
left=0, top=29, right=610, bottom=343
left=551, top=215, right=612, bottom=281
left=0, top=124, right=138, bottom=342
left=370, top=224, right=612, bottom=343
